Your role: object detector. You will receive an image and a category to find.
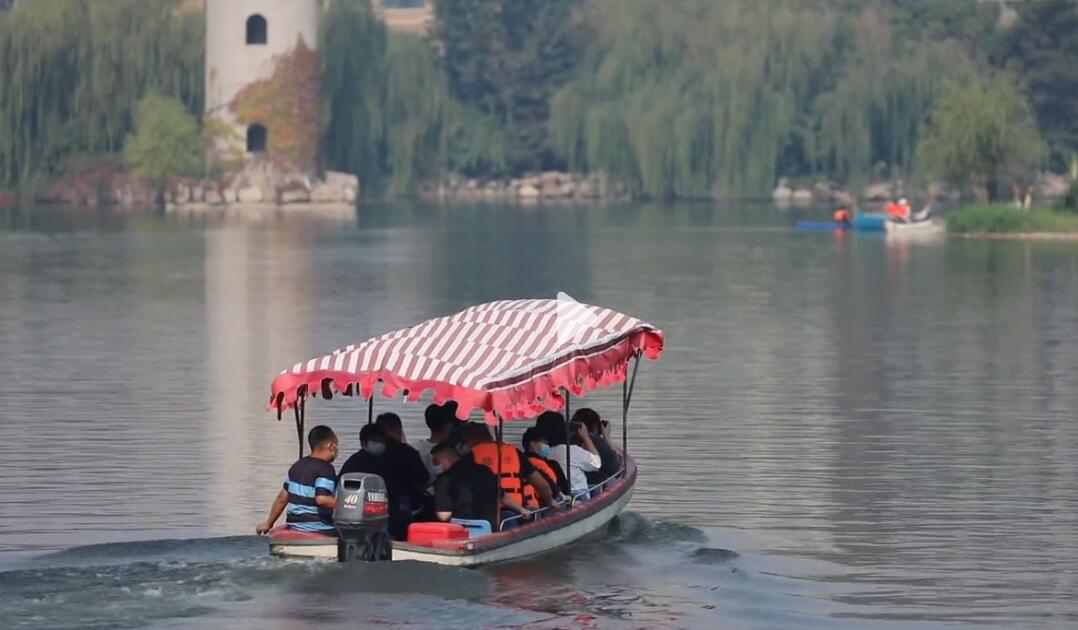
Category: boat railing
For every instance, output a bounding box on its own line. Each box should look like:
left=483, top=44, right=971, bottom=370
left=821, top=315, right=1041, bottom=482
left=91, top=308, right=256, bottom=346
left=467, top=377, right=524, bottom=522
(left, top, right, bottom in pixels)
left=498, top=465, right=626, bottom=530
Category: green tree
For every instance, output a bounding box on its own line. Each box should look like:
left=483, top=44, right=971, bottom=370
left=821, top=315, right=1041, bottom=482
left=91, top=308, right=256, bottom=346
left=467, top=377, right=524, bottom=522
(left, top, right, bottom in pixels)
left=550, top=0, right=978, bottom=199
left=0, top=0, right=202, bottom=189
left=322, top=0, right=453, bottom=195
left=322, top=0, right=388, bottom=190
left=123, top=95, right=202, bottom=195
left=916, top=74, right=1045, bottom=201
left=993, top=0, right=1078, bottom=171
left=436, top=0, right=582, bottom=175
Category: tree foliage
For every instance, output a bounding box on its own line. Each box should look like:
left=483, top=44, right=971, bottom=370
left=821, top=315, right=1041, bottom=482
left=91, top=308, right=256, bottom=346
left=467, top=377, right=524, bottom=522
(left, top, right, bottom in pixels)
left=550, top=0, right=978, bottom=199
left=123, top=94, right=202, bottom=184
left=916, top=74, right=1045, bottom=201
left=322, top=0, right=453, bottom=195
left=231, top=40, right=322, bottom=173
left=0, top=0, right=203, bottom=189
left=436, top=0, right=582, bottom=175
left=993, top=0, right=1078, bottom=170
left=1, top=0, right=1074, bottom=202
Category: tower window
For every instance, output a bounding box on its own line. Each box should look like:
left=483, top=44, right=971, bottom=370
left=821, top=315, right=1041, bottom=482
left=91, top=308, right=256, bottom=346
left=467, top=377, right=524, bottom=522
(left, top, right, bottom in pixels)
left=247, top=124, right=267, bottom=153
left=246, top=14, right=267, bottom=45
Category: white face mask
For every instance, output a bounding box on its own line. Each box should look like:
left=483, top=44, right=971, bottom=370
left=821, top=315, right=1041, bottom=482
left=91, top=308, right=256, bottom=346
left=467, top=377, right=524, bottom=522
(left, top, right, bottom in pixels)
left=430, top=465, right=443, bottom=476
left=364, top=442, right=386, bottom=456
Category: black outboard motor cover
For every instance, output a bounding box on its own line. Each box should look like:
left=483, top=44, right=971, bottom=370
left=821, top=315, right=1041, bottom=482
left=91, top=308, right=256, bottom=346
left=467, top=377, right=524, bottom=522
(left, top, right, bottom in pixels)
left=334, top=473, right=390, bottom=562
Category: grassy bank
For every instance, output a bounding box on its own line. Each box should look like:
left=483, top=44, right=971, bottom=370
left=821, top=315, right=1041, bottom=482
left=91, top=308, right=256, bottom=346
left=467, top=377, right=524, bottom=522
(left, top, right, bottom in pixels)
left=946, top=204, right=1078, bottom=234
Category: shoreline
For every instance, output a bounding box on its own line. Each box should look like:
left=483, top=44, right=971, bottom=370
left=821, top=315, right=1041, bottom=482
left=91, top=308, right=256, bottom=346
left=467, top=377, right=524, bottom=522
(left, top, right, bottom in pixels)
left=952, top=231, right=1078, bottom=241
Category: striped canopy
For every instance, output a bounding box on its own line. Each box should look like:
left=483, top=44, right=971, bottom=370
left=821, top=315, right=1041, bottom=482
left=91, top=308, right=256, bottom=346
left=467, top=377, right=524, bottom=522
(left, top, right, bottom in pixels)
left=270, top=299, right=664, bottom=423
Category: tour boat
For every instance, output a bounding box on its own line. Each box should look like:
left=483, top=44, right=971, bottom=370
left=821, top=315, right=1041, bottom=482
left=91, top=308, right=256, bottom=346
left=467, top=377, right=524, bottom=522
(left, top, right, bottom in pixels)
left=265, top=298, right=663, bottom=566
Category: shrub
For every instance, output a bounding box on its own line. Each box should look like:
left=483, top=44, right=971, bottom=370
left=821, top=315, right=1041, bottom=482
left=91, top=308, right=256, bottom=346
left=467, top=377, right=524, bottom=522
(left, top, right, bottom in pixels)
left=123, top=95, right=202, bottom=196
left=947, top=204, right=1078, bottom=233
left=1062, top=179, right=1078, bottom=212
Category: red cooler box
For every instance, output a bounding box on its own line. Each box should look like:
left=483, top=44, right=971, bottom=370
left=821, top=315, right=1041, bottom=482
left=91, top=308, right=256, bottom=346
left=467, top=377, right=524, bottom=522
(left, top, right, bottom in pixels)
left=406, top=522, right=469, bottom=546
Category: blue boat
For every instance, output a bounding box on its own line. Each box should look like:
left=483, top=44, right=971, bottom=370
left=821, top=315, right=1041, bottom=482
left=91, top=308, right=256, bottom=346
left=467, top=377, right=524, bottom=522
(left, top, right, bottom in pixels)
left=796, top=214, right=886, bottom=233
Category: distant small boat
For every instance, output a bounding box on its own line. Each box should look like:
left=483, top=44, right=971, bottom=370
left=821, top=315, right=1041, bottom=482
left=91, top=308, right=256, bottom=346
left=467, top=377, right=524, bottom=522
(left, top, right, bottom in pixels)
left=796, top=214, right=886, bottom=232
left=884, top=218, right=945, bottom=239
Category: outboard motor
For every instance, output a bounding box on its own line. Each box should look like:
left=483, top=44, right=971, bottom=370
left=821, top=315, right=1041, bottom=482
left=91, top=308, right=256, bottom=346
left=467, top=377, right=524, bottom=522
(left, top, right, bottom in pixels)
left=333, top=473, right=390, bottom=562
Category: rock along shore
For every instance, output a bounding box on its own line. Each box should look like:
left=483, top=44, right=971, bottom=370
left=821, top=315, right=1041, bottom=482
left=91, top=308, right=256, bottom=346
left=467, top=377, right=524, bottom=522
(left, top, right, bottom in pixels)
left=419, top=172, right=630, bottom=203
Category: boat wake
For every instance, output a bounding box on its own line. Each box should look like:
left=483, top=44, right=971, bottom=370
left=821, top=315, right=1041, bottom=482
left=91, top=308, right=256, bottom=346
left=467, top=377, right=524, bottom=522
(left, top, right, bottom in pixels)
left=1, top=515, right=746, bottom=629
left=1, top=536, right=491, bottom=630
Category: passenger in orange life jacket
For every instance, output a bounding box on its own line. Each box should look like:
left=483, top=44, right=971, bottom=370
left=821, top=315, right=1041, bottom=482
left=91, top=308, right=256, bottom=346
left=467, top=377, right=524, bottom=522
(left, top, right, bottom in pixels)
left=460, top=423, right=555, bottom=521
left=521, top=427, right=570, bottom=506
left=833, top=207, right=851, bottom=226
left=885, top=198, right=911, bottom=223
left=896, top=198, right=912, bottom=222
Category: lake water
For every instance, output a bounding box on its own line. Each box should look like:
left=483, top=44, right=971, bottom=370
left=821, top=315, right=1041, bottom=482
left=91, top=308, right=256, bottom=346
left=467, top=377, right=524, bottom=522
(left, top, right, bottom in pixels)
left=1, top=203, right=1076, bottom=629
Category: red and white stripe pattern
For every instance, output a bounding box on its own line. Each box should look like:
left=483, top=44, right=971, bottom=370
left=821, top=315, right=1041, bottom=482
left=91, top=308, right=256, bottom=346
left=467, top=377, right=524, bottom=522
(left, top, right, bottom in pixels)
left=270, top=299, right=664, bottom=422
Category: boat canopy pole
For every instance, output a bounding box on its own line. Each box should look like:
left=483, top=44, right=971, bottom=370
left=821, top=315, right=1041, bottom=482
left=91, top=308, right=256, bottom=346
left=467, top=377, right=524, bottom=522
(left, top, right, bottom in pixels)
left=293, top=396, right=306, bottom=460
left=367, top=394, right=374, bottom=425
left=622, top=352, right=641, bottom=455
left=563, top=387, right=571, bottom=497
left=496, top=416, right=504, bottom=530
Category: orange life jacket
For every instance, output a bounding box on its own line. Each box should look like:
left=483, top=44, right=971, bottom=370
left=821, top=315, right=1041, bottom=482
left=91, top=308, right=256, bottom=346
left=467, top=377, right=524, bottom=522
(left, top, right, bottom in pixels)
left=523, top=453, right=559, bottom=508
left=833, top=208, right=850, bottom=224
left=885, top=202, right=901, bottom=219
left=471, top=442, right=524, bottom=506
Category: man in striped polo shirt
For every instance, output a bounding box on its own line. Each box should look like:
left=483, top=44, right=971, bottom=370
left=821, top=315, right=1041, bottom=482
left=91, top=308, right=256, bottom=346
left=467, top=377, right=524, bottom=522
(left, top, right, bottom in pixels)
left=256, top=426, right=340, bottom=536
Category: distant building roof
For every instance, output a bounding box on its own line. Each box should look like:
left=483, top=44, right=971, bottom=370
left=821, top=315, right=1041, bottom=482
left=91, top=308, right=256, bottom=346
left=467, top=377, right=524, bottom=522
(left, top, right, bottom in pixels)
left=373, top=0, right=434, bottom=36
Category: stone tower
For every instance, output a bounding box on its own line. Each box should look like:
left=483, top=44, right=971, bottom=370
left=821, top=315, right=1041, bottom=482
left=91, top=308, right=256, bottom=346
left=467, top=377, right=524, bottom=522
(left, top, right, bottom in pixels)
left=204, top=0, right=321, bottom=174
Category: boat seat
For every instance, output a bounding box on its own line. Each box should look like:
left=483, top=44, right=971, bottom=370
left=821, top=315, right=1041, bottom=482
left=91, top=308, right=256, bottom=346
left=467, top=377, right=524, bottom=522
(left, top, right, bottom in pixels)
left=451, top=518, right=492, bottom=538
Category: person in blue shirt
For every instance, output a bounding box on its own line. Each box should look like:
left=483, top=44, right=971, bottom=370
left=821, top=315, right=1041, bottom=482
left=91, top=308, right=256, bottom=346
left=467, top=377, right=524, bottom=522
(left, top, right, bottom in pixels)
left=256, top=425, right=340, bottom=536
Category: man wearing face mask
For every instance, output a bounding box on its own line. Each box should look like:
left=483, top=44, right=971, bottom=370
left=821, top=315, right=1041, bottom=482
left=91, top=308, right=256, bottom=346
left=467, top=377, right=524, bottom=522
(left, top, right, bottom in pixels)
left=340, top=422, right=423, bottom=538
left=374, top=412, right=431, bottom=526
left=522, top=427, right=570, bottom=503
left=338, top=424, right=389, bottom=479
left=256, top=425, right=340, bottom=536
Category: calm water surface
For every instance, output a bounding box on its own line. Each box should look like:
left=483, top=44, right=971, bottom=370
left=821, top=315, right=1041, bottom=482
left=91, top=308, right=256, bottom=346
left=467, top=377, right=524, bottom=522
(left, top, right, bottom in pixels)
left=1, top=203, right=1076, bottom=629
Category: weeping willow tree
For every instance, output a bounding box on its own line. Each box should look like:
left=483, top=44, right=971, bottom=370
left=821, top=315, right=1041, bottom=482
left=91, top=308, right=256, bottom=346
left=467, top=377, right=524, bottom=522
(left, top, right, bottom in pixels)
left=916, top=74, right=1045, bottom=201
left=551, top=0, right=980, bottom=199
left=0, top=0, right=203, bottom=189
left=322, top=0, right=453, bottom=195
left=810, top=7, right=979, bottom=189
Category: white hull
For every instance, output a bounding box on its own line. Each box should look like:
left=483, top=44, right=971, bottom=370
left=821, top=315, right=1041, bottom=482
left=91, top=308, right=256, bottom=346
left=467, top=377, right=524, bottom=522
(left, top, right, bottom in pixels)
left=269, top=540, right=338, bottom=559
left=270, top=486, right=634, bottom=565
left=885, top=219, right=945, bottom=239
left=392, top=485, right=634, bottom=567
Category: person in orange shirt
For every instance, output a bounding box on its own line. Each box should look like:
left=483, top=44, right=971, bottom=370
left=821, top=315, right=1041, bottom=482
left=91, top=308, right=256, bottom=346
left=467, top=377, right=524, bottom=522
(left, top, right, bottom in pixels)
left=886, top=198, right=911, bottom=222
left=832, top=207, right=851, bottom=225
left=884, top=199, right=901, bottom=221
left=897, top=198, right=912, bottom=222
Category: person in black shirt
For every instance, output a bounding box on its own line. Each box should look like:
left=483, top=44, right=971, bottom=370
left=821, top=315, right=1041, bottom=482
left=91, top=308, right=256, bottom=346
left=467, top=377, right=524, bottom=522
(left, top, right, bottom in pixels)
left=339, top=415, right=430, bottom=539
left=572, top=408, right=623, bottom=488
left=430, top=441, right=499, bottom=529
left=338, top=424, right=389, bottom=480
left=256, top=425, right=339, bottom=536
left=375, top=412, right=431, bottom=512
